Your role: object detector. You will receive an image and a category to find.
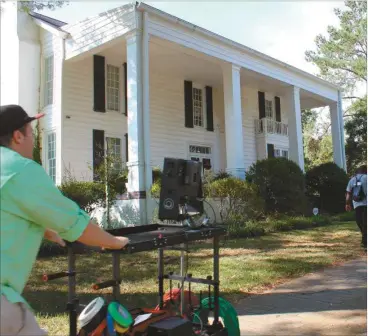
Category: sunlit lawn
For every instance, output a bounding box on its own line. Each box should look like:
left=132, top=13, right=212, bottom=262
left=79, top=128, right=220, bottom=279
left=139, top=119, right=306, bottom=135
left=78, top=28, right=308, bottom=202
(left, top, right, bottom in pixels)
left=24, top=221, right=365, bottom=335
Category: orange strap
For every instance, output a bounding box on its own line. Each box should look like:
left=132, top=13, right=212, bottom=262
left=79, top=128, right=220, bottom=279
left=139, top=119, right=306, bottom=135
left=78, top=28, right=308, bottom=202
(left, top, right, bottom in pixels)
left=90, top=319, right=107, bottom=336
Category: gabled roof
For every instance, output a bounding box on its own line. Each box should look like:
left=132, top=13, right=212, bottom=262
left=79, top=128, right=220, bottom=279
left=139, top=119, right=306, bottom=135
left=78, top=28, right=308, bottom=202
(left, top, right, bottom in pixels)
left=29, top=11, right=67, bottom=29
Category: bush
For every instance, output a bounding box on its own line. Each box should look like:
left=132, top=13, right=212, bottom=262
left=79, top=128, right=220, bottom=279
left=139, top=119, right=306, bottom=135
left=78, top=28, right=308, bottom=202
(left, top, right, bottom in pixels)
left=246, top=158, right=307, bottom=215
left=305, top=162, right=349, bottom=214
left=206, top=177, right=264, bottom=224
left=152, top=167, right=162, bottom=184
left=58, top=181, right=106, bottom=213
left=332, top=212, right=355, bottom=222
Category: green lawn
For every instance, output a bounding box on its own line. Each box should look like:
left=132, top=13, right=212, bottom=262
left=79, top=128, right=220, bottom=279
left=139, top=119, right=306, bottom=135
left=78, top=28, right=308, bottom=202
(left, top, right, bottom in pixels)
left=25, top=221, right=365, bottom=335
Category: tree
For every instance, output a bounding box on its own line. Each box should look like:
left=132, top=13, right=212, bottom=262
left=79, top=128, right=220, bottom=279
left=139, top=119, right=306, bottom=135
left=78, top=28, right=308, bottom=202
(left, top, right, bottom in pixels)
left=305, top=1, right=367, bottom=95
left=0, top=1, right=68, bottom=13
left=345, top=96, right=367, bottom=175
left=305, top=1, right=367, bottom=174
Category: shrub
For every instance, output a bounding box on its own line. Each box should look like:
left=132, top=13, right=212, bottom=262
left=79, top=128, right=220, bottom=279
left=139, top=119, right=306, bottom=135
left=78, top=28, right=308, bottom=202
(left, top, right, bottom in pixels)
left=206, top=177, right=264, bottom=224
left=305, top=162, right=349, bottom=214
left=332, top=212, right=355, bottom=222
left=246, top=158, right=307, bottom=215
left=152, top=167, right=162, bottom=184
left=58, top=181, right=106, bottom=213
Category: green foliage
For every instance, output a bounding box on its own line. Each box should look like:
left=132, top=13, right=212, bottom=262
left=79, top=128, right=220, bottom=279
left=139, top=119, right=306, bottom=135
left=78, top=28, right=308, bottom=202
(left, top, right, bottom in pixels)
left=246, top=158, right=307, bottom=215
left=58, top=180, right=105, bottom=213
left=305, top=162, right=349, bottom=214
left=332, top=211, right=355, bottom=222
left=18, top=1, right=68, bottom=12
left=32, top=121, right=42, bottom=165
left=206, top=177, right=264, bottom=225
left=304, top=135, right=333, bottom=171
left=227, top=215, right=333, bottom=238
left=345, top=96, right=367, bottom=175
left=305, top=1, right=367, bottom=94
left=152, top=167, right=162, bottom=184
left=150, top=180, right=161, bottom=199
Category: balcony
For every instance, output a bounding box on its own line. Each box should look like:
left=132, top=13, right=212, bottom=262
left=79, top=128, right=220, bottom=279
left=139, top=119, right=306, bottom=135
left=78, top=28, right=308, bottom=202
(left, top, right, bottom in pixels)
left=254, top=118, right=288, bottom=136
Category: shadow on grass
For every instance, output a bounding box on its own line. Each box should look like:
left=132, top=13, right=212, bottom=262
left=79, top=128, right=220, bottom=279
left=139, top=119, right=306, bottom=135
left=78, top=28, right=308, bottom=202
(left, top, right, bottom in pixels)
left=23, top=289, right=159, bottom=318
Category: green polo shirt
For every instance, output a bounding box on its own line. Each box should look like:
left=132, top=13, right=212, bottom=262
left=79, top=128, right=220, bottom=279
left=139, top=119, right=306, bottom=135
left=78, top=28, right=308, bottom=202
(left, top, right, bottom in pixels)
left=0, top=147, right=90, bottom=308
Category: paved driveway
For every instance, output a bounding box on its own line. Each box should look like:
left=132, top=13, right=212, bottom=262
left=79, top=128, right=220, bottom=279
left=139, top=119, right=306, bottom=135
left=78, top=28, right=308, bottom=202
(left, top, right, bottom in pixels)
left=236, top=258, right=367, bottom=336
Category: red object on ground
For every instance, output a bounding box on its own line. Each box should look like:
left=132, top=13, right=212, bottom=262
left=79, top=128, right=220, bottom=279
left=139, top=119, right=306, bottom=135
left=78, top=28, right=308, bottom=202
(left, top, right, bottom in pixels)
left=157, top=288, right=199, bottom=318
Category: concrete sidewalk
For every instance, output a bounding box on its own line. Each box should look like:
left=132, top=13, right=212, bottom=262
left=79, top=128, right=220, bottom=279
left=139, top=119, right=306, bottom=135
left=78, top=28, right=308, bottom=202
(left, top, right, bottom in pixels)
left=236, top=258, right=367, bottom=336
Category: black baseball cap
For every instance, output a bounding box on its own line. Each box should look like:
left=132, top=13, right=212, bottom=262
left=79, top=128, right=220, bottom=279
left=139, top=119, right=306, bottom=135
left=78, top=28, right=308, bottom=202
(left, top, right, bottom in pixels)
left=0, top=104, right=44, bottom=136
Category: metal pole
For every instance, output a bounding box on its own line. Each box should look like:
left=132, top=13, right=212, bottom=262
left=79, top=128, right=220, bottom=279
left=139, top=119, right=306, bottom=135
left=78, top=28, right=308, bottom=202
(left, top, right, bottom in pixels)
left=112, top=252, right=121, bottom=300
left=158, top=248, right=164, bottom=309
left=67, top=246, right=77, bottom=336
left=180, top=243, right=185, bottom=316
left=213, top=236, right=220, bottom=325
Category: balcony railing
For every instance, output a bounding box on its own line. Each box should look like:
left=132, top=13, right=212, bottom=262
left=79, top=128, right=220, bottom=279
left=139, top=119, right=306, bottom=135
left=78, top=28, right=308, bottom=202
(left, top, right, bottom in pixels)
left=254, top=118, right=288, bottom=136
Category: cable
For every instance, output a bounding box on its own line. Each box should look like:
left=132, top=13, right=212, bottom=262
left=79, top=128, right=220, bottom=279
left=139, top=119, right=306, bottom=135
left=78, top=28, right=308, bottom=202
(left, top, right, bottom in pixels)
left=192, top=312, right=203, bottom=334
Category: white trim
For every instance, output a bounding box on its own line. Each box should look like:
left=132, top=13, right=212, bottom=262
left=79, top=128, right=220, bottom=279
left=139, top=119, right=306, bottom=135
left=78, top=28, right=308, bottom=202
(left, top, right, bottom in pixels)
left=32, top=18, right=69, bottom=39
left=136, top=3, right=340, bottom=92
left=105, top=62, right=124, bottom=113
left=192, top=82, right=207, bottom=129
left=44, top=129, right=57, bottom=183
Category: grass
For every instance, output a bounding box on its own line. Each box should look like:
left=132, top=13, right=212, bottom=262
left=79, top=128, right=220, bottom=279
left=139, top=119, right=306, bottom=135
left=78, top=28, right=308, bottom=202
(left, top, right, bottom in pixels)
left=25, top=221, right=365, bottom=335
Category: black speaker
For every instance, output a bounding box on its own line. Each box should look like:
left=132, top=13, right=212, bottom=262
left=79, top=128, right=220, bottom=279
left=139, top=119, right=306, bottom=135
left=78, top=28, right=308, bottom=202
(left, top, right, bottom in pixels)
left=158, top=158, right=204, bottom=221
left=147, top=317, right=193, bottom=336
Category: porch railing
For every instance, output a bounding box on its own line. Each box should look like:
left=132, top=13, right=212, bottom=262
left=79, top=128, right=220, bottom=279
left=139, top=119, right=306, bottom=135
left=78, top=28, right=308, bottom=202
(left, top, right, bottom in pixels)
left=254, top=118, right=288, bottom=136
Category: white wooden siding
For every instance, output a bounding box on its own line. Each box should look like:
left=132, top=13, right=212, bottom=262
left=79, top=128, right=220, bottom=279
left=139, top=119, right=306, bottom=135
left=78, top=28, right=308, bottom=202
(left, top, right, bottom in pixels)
left=149, top=72, right=220, bottom=171
left=62, top=54, right=127, bottom=181
left=60, top=56, right=291, bottom=182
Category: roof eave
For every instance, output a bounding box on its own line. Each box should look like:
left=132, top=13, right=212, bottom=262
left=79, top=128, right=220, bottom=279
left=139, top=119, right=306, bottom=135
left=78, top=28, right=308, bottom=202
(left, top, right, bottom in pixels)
left=136, top=2, right=340, bottom=92
left=32, top=17, right=69, bottom=39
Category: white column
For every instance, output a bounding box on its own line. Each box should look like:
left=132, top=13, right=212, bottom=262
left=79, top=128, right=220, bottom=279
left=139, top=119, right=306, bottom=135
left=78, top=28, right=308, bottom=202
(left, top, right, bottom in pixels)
left=222, top=63, right=245, bottom=179
left=330, top=91, right=346, bottom=170
left=287, top=86, right=305, bottom=171
left=125, top=12, right=150, bottom=223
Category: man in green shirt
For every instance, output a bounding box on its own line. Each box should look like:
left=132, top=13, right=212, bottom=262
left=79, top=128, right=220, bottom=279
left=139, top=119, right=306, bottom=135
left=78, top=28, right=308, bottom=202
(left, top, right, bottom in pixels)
left=0, top=105, right=130, bottom=335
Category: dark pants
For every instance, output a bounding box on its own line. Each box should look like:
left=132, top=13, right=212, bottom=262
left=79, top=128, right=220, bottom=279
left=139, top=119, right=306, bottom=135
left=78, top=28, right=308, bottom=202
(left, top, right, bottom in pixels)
left=355, top=206, right=367, bottom=247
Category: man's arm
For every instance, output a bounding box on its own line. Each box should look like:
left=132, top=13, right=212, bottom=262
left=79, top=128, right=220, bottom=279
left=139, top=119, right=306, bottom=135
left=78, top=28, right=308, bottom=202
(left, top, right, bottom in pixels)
left=346, top=178, right=353, bottom=211
left=6, top=162, right=129, bottom=250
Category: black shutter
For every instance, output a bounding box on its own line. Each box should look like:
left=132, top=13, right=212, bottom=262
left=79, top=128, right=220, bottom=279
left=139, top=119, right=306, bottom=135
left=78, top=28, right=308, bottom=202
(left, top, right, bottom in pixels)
left=275, top=96, right=281, bottom=122
left=123, top=62, right=127, bottom=116
left=184, top=80, right=193, bottom=128
left=205, top=86, right=214, bottom=131
left=258, top=91, right=265, bottom=119
left=267, top=143, right=275, bottom=158
left=93, top=129, right=105, bottom=180
left=93, top=55, right=106, bottom=112
left=124, top=133, right=128, bottom=162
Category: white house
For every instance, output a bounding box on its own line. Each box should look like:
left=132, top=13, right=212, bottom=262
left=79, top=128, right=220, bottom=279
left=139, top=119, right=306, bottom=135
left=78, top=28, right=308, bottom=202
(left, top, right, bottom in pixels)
left=0, top=2, right=346, bottom=224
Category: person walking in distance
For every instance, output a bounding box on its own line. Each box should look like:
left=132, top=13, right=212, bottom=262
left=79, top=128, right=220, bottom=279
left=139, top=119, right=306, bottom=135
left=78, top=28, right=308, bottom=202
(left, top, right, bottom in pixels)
left=0, top=104, right=130, bottom=335
left=346, top=165, right=367, bottom=250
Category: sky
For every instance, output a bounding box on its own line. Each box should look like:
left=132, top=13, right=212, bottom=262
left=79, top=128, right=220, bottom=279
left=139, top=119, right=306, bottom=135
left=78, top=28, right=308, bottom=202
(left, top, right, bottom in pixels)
left=41, top=1, right=346, bottom=77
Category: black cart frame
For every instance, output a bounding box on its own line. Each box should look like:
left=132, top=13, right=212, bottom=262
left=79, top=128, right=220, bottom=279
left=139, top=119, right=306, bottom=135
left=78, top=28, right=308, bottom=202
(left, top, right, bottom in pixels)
left=43, top=224, right=227, bottom=336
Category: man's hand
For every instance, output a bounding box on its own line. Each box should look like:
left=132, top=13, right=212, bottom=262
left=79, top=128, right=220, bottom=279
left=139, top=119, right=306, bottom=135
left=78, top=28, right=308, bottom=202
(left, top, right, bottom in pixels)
left=102, top=237, right=130, bottom=251
left=44, top=229, right=66, bottom=247
left=345, top=204, right=352, bottom=212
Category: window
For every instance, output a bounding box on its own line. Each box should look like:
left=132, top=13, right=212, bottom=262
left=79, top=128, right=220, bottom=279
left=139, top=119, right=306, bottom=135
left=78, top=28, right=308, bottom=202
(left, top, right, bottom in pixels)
left=44, top=56, right=54, bottom=106
left=274, top=147, right=289, bottom=159
left=193, top=87, right=204, bottom=127
left=47, top=132, right=56, bottom=183
left=107, top=64, right=120, bottom=111
left=106, top=137, right=122, bottom=170
left=189, top=145, right=212, bottom=170
left=265, top=99, right=273, bottom=119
